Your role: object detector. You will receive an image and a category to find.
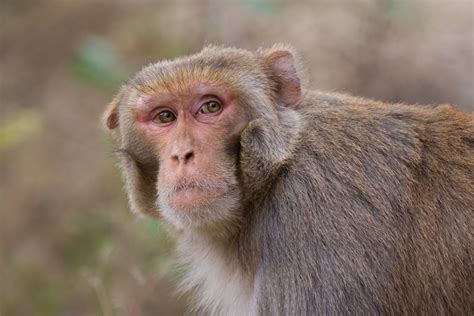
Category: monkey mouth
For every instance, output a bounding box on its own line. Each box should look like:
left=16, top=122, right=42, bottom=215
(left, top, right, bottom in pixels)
left=175, top=182, right=201, bottom=192
left=166, top=180, right=227, bottom=209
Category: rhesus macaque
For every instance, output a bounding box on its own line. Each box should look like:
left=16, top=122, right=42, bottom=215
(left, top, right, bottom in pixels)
left=103, top=45, right=473, bottom=315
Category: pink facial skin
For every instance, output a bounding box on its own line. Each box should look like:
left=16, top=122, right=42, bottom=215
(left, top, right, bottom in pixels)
left=133, top=82, right=246, bottom=213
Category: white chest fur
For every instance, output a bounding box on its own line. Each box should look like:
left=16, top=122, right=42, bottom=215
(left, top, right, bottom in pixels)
left=176, top=231, right=256, bottom=315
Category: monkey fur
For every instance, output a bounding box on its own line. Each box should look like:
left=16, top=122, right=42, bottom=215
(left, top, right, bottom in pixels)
left=104, top=45, right=473, bottom=315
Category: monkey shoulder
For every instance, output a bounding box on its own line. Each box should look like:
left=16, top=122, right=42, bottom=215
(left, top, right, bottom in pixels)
left=295, top=93, right=425, bottom=179
left=297, top=93, right=472, bottom=170
left=254, top=95, right=472, bottom=314
left=290, top=94, right=473, bottom=209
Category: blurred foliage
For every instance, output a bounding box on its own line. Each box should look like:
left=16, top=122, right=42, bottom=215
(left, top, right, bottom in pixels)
left=57, top=210, right=114, bottom=269
left=239, top=0, right=278, bottom=14
left=0, top=0, right=472, bottom=315
left=0, top=109, right=42, bottom=151
left=73, top=36, right=129, bottom=90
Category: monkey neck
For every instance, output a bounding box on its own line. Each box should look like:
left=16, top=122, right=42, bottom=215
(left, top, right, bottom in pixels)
left=175, top=204, right=258, bottom=275
left=175, top=221, right=255, bottom=314
left=186, top=218, right=242, bottom=244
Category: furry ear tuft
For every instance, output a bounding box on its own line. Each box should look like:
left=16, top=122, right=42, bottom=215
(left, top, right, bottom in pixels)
left=103, top=87, right=125, bottom=130
left=260, top=44, right=303, bottom=107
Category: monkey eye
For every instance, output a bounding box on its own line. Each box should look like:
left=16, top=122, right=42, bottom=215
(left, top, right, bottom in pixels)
left=199, top=101, right=222, bottom=114
left=153, top=110, right=176, bottom=124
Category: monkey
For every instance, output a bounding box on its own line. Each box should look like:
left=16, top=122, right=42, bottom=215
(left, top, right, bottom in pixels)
left=103, top=44, right=473, bottom=315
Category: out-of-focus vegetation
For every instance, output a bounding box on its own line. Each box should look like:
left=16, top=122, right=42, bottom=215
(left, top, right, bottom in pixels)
left=0, top=0, right=472, bottom=315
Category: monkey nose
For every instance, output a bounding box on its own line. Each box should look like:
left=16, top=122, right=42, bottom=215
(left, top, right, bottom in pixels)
left=171, top=150, right=195, bottom=165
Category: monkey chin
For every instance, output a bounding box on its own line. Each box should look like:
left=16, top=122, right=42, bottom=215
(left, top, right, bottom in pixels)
left=157, top=187, right=241, bottom=230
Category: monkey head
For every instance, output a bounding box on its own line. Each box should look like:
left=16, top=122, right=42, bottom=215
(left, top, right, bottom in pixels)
left=103, top=45, right=304, bottom=231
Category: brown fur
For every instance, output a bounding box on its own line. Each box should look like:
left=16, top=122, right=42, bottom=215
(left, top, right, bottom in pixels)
left=104, top=45, right=473, bottom=315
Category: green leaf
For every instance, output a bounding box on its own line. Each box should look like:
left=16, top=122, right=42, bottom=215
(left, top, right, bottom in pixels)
left=72, top=36, right=128, bottom=89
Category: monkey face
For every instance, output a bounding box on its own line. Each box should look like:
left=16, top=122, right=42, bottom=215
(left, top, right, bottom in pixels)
left=134, top=81, right=247, bottom=229
left=107, top=73, right=251, bottom=229
left=104, top=45, right=303, bottom=230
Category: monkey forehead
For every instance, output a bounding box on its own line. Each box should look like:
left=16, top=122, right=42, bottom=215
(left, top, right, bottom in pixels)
left=133, top=69, right=239, bottom=97
left=134, top=81, right=234, bottom=110
left=129, top=49, right=262, bottom=95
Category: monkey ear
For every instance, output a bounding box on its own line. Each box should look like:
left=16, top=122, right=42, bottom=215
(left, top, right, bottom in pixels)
left=103, top=87, right=125, bottom=130
left=260, top=45, right=303, bottom=107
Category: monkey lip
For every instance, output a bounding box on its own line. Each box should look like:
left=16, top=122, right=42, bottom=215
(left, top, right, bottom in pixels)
left=168, top=184, right=227, bottom=208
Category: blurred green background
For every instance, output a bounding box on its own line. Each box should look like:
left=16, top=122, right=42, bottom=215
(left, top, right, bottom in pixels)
left=0, top=0, right=472, bottom=315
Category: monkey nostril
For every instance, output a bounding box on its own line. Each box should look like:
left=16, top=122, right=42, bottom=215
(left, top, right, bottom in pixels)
left=172, top=151, right=194, bottom=164
left=184, top=151, right=194, bottom=163
left=171, top=155, right=179, bottom=163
